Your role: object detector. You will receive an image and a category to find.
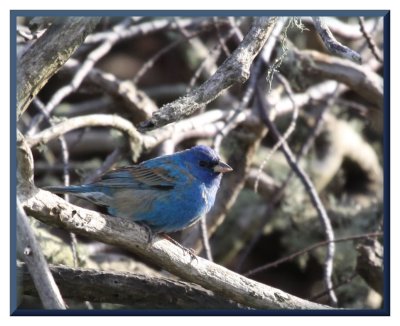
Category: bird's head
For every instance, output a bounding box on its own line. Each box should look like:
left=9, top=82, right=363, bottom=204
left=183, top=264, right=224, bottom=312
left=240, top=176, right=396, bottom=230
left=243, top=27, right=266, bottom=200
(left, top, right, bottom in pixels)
left=182, top=145, right=232, bottom=184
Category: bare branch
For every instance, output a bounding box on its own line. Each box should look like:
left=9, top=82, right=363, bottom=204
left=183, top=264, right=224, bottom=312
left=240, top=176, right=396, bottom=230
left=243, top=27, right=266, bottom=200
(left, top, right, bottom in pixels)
left=245, top=232, right=383, bottom=277
left=17, top=199, right=66, bottom=309
left=312, top=17, right=361, bottom=63
left=21, top=189, right=331, bottom=310
left=85, top=17, right=229, bottom=44
left=27, top=18, right=134, bottom=133
left=284, top=48, right=383, bottom=109
left=26, top=114, right=143, bottom=161
left=302, top=17, right=378, bottom=40
left=17, top=17, right=101, bottom=120
left=19, top=263, right=244, bottom=309
left=142, top=108, right=252, bottom=151
left=141, top=17, right=278, bottom=129
left=63, top=59, right=158, bottom=121
left=358, top=17, right=383, bottom=63
left=256, top=85, right=338, bottom=306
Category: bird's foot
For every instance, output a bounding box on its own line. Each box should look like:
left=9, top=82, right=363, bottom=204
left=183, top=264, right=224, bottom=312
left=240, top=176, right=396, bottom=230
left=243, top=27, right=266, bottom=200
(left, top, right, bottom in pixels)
left=139, top=223, right=155, bottom=246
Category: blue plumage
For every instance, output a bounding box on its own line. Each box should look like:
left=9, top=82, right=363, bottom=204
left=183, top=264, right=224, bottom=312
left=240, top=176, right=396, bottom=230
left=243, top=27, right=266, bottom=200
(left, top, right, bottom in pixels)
left=44, top=145, right=232, bottom=233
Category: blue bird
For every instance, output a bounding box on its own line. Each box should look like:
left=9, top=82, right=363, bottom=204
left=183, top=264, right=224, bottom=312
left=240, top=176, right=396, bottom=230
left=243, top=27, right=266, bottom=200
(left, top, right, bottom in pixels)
left=44, top=145, right=232, bottom=234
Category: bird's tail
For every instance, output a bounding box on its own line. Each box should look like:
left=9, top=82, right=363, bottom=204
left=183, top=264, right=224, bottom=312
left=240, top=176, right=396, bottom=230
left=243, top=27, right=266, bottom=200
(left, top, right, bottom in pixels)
left=43, top=185, right=87, bottom=194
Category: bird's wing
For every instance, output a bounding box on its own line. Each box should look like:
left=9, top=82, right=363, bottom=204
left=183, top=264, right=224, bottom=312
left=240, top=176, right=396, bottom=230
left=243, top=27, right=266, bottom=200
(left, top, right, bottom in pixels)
left=93, top=165, right=177, bottom=189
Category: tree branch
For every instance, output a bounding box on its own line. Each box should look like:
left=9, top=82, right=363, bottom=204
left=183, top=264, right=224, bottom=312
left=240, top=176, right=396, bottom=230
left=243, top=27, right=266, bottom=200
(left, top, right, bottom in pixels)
left=17, top=199, right=66, bottom=309
left=284, top=49, right=383, bottom=109
left=17, top=17, right=101, bottom=120
left=141, top=17, right=278, bottom=129
left=19, top=263, right=245, bottom=309
left=256, top=85, right=338, bottom=306
left=25, top=114, right=143, bottom=161
left=312, top=17, right=361, bottom=63
left=21, top=189, right=330, bottom=310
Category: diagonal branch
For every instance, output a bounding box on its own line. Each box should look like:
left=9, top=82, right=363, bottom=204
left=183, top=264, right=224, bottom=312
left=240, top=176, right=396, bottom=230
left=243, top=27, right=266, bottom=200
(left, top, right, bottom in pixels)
left=17, top=199, right=66, bottom=309
left=21, top=188, right=331, bottom=310
left=17, top=116, right=330, bottom=310
left=141, top=17, right=278, bottom=129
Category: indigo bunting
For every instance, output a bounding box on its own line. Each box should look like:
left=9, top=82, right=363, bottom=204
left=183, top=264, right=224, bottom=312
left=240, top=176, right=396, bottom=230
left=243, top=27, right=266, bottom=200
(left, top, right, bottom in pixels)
left=44, top=145, right=232, bottom=234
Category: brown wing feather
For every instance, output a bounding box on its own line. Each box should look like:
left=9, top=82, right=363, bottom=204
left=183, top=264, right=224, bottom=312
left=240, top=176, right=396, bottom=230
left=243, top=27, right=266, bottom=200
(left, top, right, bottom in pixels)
left=92, top=165, right=177, bottom=188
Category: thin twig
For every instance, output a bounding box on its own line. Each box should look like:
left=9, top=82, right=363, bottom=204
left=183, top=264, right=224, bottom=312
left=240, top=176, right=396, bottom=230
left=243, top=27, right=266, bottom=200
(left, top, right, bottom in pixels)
left=213, top=17, right=231, bottom=57
left=85, top=17, right=228, bottom=44
left=254, top=72, right=299, bottom=193
left=83, top=147, right=124, bottom=184
left=256, top=84, right=338, bottom=306
left=200, top=216, right=213, bottom=261
left=244, top=232, right=383, bottom=277
left=132, top=29, right=206, bottom=85
left=310, top=273, right=358, bottom=302
left=186, top=26, right=238, bottom=92
left=213, top=54, right=262, bottom=151
left=358, top=17, right=383, bottom=63
left=33, top=98, right=79, bottom=268
left=60, top=59, right=158, bottom=120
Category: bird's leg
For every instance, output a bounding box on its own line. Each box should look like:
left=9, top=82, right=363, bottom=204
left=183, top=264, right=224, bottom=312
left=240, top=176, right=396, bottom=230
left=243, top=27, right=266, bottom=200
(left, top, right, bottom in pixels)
left=138, top=223, right=155, bottom=246
left=162, top=233, right=198, bottom=262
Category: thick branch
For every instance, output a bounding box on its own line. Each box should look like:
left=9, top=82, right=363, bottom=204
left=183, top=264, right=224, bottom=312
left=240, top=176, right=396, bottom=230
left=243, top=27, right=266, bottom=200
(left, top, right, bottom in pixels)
left=19, top=263, right=244, bottom=309
left=17, top=17, right=101, bottom=120
left=21, top=189, right=330, bottom=310
left=142, top=17, right=278, bottom=129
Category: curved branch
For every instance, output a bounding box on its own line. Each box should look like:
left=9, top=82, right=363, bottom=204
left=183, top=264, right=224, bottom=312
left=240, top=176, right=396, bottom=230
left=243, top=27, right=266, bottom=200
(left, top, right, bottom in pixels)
left=26, top=114, right=143, bottom=161
left=141, top=17, right=278, bottom=129
left=312, top=17, right=361, bottom=63
left=256, top=85, right=338, bottom=305
left=285, top=49, right=383, bottom=109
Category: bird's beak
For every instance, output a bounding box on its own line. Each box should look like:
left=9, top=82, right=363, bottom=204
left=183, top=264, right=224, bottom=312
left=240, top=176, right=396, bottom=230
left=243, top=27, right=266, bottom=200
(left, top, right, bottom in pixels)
left=213, top=161, right=233, bottom=173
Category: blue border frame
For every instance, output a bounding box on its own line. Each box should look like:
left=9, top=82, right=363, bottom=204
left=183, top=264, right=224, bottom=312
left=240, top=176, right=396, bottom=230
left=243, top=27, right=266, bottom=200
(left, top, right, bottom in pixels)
left=10, top=11, right=17, bottom=316
left=10, top=10, right=390, bottom=316
left=382, top=10, right=390, bottom=316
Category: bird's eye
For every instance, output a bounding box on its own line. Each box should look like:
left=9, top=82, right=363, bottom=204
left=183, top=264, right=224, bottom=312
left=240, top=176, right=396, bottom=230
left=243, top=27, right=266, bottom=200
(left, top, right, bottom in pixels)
left=199, top=160, right=218, bottom=169
left=199, top=160, right=208, bottom=168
